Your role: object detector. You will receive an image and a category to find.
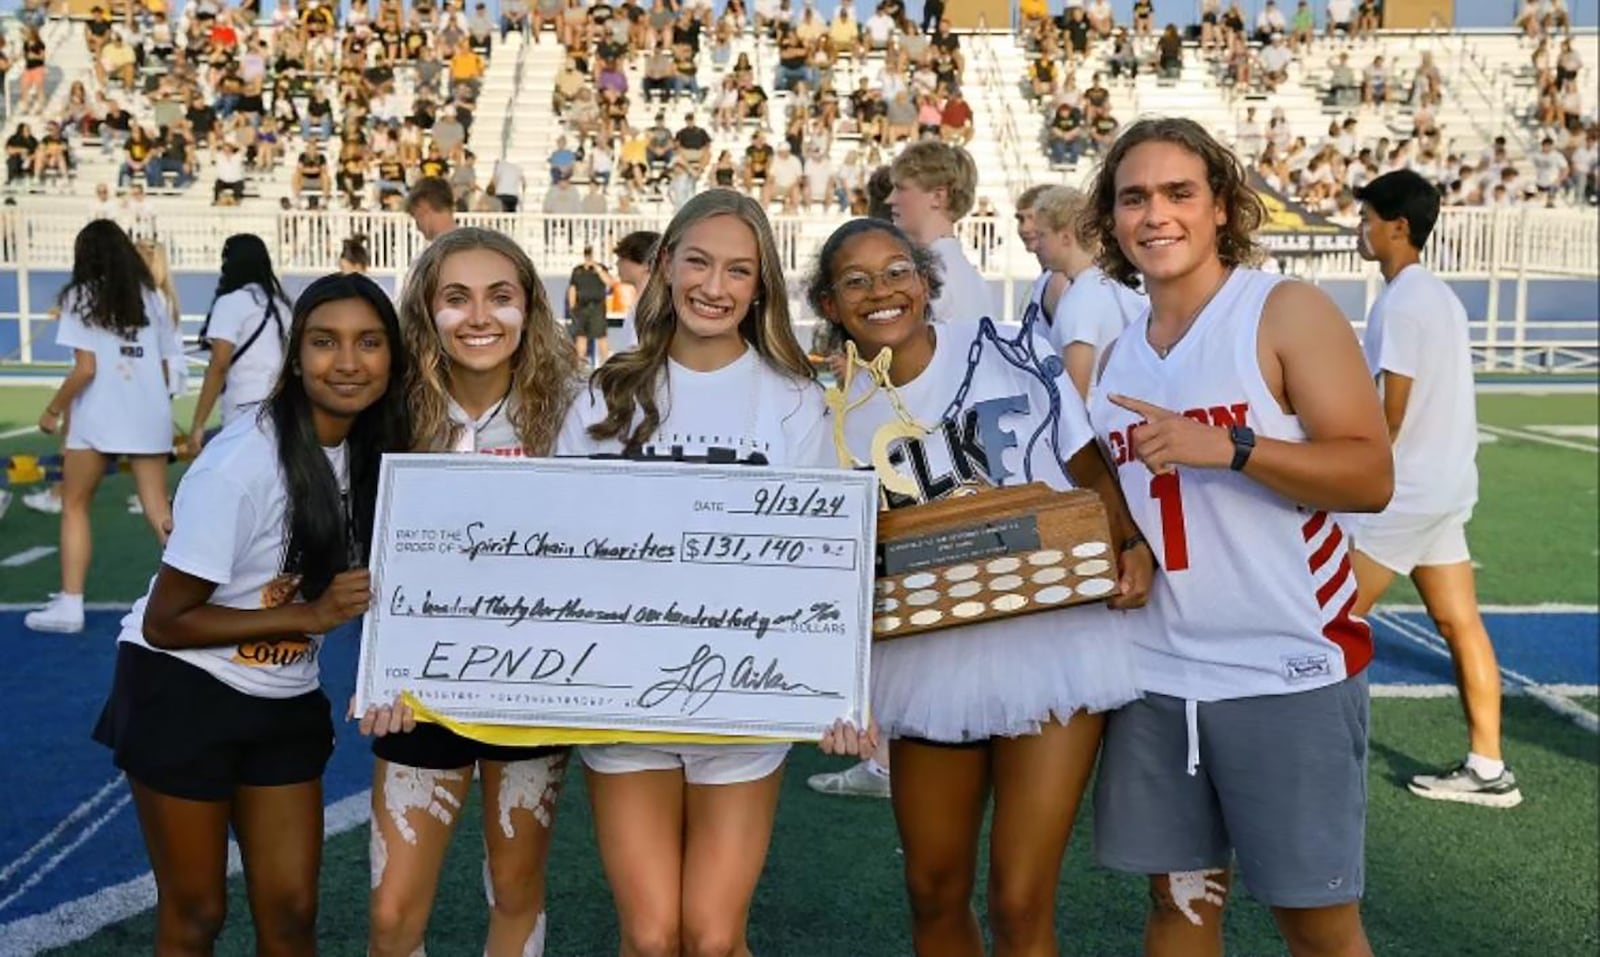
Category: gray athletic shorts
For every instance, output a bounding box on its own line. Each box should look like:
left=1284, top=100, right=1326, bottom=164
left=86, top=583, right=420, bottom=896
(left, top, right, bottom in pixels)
left=1093, top=673, right=1369, bottom=908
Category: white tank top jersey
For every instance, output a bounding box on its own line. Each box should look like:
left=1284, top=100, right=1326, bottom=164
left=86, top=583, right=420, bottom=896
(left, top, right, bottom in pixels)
left=1088, top=268, right=1372, bottom=702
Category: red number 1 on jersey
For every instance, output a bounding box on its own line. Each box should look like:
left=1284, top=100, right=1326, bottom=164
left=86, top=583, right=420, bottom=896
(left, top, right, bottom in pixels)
left=1150, top=472, right=1190, bottom=571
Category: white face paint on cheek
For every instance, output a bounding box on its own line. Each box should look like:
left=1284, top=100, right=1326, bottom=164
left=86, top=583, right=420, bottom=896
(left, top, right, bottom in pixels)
left=434, top=306, right=471, bottom=334
left=490, top=305, right=526, bottom=332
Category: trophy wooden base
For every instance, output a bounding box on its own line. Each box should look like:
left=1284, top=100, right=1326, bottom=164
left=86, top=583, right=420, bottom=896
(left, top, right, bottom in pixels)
left=872, top=484, right=1116, bottom=640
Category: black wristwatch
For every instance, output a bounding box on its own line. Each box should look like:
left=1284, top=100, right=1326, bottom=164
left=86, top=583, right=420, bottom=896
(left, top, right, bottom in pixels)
left=1229, top=425, right=1256, bottom=471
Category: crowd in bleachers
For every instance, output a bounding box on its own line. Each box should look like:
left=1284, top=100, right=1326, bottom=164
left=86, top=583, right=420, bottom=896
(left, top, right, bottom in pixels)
left=536, top=0, right=993, bottom=216
left=1017, top=0, right=1596, bottom=211
left=1, top=0, right=1595, bottom=215
left=3, top=0, right=508, bottom=212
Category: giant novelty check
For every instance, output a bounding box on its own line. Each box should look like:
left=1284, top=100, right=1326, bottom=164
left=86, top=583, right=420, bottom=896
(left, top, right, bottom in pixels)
left=355, top=456, right=878, bottom=739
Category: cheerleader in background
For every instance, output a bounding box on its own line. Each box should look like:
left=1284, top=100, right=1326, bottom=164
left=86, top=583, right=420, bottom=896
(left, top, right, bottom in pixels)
left=806, top=217, right=1151, bottom=957
left=92, top=272, right=414, bottom=954
left=369, top=227, right=585, bottom=957
left=187, top=234, right=293, bottom=457
left=1029, top=186, right=1148, bottom=398
left=25, top=221, right=181, bottom=634
left=558, top=189, right=874, bottom=957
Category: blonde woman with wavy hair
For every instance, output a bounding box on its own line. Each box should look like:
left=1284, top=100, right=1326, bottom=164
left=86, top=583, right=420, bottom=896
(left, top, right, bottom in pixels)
left=369, top=226, right=584, bottom=957
left=558, top=188, right=875, bottom=957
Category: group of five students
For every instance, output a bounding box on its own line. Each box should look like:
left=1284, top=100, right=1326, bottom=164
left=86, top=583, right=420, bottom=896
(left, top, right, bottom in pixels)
left=77, top=120, right=1410, bottom=957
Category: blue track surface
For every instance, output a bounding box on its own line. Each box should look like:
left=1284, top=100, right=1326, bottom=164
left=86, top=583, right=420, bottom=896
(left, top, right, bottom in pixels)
left=0, top=608, right=1595, bottom=941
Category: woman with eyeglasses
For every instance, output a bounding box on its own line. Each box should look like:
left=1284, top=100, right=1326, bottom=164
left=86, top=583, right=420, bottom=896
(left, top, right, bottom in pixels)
left=805, top=216, right=1152, bottom=957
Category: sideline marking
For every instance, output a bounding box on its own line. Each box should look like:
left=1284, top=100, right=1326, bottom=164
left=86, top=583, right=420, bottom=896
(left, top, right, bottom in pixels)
left=1371, top=683, right=1599, bottom=699
left=0, top=547, right=56, bottom=569
left=0, top=793, right=131, bottom=916
left=1372, top=610, right=1599, bottom=734
left=0, top=774, right=125, bottom=889
left=0, top=426, right=39, bottom=440
left=0, top=790, right=372, bottom=957
left=1479, top=423, right=1599, bottom=453
left=1529, top=425, right=1600, bottom=441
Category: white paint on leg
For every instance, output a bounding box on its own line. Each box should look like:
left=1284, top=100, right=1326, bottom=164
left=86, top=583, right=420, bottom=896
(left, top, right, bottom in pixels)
left=481, top=851, right=495, bottom=908
left=1167, top=869, right=1227, bottom=926
left=370, top=821, right=388, bottom=890
left=381, top=765, right=465, bottom=844
left=523, top=912, right=547, bottom=957
left=495, top=754, right=567, bottom=838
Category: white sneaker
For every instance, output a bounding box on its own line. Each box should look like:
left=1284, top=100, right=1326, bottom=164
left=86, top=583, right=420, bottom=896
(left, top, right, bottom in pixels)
left=25, top=595, right=85, bottom=634
left=21, top=488, right=62, bottom=514
left=806, top=760, right=891, bottom=798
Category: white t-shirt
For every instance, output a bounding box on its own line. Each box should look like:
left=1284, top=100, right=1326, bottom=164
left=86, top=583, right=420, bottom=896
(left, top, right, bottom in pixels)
left=1531, top=150, right=1569, bottom=188
left=56, top=288, right=180, bottom=455
left=928, top=236, right=999, bottom=327
left=119, top=416, right=349, bottom=697
left=1362, top=263, right=1478, bottom=515
left=1045, top=266, right=1148, bottom=382
left=205, top=285, right=291, bottom=422
left=557, top=346, right=830, bottom=468
left=770, top=153, right=803, bottom=190
left=803, top=158, right=836, bottom=201
left=1328, top=0, right=1353, bottom=22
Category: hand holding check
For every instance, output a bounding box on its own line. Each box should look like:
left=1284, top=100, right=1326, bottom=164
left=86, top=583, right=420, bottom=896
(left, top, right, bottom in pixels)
left=1109, top=394, right=1235, bottom=475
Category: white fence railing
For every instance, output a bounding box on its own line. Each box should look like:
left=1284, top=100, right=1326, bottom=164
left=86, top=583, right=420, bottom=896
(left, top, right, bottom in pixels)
left=1, top=204, right=1595, bottom=371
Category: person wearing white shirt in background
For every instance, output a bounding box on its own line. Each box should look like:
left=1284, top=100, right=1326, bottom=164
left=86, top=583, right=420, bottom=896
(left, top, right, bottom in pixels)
left=887, top=140, right=1000, bottom=326
left=491, top=156, right=526, bottom=212
left=213, top=140, right=247, bottom=205
left=609, top=229, right=659, bottom=354
left=1326, top=0, right=1354, bottom=37
left=187, top=234, right=293, bottom=458
left=1530, top=136, right=1569, bottom=205
left=1350, top=169, right=1521, bottom=809
left=90, top=181, right=117, bottom=220
left=1013, top=183, right=1071, bottom=325
left=1030, top=185, right=1149, bottom=397
left=1254, top=0, right=1288, bottom=41
left=802, top=140, right=837, bottom=211
left=25, top=221, right=180, bottom=634
left=864, top=7, right=894, bottom=49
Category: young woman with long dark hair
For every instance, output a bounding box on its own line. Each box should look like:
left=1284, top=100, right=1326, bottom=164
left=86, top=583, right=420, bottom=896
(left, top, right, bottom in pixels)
left=25, top=220, right=181, bottom=634
left=188, top=233, right=294, bottom=456
left=92, top=272, right=415, bottom=954
left=557, top=188, right=874, bottom=957
left=369, top=227, right=585, bottom=957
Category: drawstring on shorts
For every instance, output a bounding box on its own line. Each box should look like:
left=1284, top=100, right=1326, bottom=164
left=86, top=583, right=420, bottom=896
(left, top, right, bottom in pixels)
left=1184, top=698, right=1201, bottom=777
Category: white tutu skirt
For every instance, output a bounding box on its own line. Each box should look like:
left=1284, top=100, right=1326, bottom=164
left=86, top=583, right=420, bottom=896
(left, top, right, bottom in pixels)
left=871, top=601, right=1142, bottom=743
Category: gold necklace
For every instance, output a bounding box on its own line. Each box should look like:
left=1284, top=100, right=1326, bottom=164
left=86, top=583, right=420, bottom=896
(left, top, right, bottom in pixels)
left=1150, top=268, right=1233, bottom=359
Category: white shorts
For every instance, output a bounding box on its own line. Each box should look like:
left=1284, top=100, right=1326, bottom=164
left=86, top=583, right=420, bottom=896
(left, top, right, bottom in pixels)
left=578, top=742, right=789, bottom=786
left=1350, top=508, right=1472, bottom=576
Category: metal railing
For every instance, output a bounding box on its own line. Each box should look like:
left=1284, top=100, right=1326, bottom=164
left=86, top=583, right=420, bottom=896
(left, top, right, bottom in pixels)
left=0, top=204, right=1594, bottom=372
